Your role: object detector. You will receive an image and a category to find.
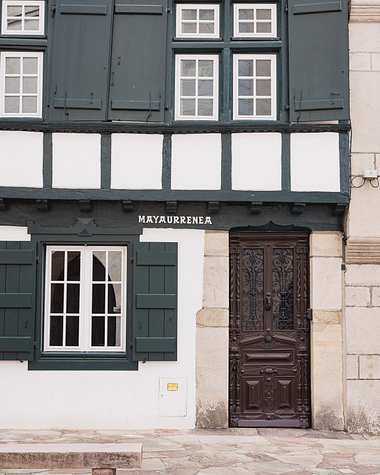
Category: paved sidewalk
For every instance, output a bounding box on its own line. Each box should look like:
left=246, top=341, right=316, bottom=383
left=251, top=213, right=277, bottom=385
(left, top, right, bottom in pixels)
left=0, top=428, right=379, bottom=475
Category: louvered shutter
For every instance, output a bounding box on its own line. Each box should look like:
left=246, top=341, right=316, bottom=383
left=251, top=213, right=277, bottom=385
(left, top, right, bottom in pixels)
left=49, top=0, right=113, bottom=121
left=288, top=0, right=349, bottom=122
left=108, top=0, right=168, bottom=122
left=0, top=242, right=37, bottom=361
left=132, top=242, right=177, bottom=361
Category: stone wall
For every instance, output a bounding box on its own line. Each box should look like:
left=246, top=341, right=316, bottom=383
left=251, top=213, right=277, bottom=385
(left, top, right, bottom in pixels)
left=344, top=0, right=380, bottom=434
left=196, top=231, right=229, bottom=428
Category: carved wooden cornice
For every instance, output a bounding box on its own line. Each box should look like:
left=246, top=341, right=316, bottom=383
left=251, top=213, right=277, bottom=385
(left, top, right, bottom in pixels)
left=346, top=237, right=380, bottom=263
left=350, top=0, right=380, bottom=22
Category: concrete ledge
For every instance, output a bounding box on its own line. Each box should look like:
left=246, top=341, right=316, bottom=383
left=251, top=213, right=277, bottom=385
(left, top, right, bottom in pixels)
left=0, top=443, right=142, bottom=469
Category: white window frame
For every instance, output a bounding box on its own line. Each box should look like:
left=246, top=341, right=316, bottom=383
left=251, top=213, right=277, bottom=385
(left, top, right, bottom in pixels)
left=175, top=54, right=219, bottom=121
left=1, top=0, right=45, bottom=35
left=0, top=51, right=43, bottom=118
left=233, top=54, right=277, bottom=120
left=233, top=3, right=277, bottom=38
left=44, top=245, right=127, bottom=353
left=176, top=4, right=220, bottom=38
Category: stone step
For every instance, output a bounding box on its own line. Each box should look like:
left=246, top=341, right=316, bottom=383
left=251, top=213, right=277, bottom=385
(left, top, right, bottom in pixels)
left=0, top=443, right=143, bottom=473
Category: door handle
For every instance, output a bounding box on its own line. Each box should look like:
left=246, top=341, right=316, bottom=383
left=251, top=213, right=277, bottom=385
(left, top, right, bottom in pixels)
left=266, top=293, right=271, bottom=310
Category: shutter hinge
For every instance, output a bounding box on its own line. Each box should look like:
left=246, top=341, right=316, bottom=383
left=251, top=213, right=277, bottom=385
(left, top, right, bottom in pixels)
left=45, top=100, right=50, bottom=108
left=51, top=5, right=56, bottom=16
left=34, top=341, right=38, bottom=349
left=285, top=3, right=288, bottom=12
left=130, top=258, right=134, bottom=264
left=166, top=7, right=171, bottom=12
left=36, top=256, right=40, bottom=264
left=306, top=308, right=313, bottom=321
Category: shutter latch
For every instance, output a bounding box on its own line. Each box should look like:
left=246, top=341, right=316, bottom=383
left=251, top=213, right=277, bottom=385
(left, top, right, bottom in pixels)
left=285, top=3, right=288, bottom=12
left=34, top=341, right=39, bottom=349
left=51, top=5, right=56, bottom=17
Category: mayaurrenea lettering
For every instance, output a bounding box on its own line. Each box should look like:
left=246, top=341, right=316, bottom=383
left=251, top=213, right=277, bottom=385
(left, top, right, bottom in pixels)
left=139, top=215, right=212, bottom=225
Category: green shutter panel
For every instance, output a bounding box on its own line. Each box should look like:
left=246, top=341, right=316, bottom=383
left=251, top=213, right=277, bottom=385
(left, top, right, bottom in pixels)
left=49, top=0, right=113, bottom=121
left=288, top=0, right=349, bottom=122
left=108, top=0, right=168, bottom=122
left=0, top=242, right=37, bottom=361
left=132, top=242, right=177, bottom=361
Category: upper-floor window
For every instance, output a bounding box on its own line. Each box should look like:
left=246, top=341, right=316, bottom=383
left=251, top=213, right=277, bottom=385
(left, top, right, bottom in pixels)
left=1, top=0, right=45, bottom=35
left=176, top=4, right=220, bottom=38
left=0, top=51, right=43, bottom=117
left=233, top=4, right=277, bottom=38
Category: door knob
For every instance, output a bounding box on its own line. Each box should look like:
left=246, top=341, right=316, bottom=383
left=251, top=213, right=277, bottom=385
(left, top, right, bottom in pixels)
left=266, top=293, right=271, bottom=310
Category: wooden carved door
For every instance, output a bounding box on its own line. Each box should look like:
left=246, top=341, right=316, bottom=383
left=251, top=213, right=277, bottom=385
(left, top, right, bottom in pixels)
left=229, top=233, right=310, bottom=428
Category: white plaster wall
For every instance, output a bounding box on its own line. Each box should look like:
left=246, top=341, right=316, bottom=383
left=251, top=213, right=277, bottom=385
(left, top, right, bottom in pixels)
left=111, top=134, right=163, bottom=190
left=0, top=228, right=204, bottom=430
left=0, top=131, right=43, bottom=188
left=231, top=133, right=282, bottom=191
left=171, top=134, right=221, bottom=190
left=52, top=133, right=101, bottom=189
left=290, top=133, right=340, bottom=192
left=0, top=226, right=30, bottom=241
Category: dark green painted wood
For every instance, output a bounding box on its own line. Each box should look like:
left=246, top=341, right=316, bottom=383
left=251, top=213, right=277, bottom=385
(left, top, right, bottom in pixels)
left=43, top=132, right=52, bottom=189
left=221, top=133, right=232, bottom=191
left=29, top=358, right=138, bottom=371
left=0, top=294, right=32, bottom=308
left=101, top=134, right=111, bottom=190
left=288, top=0, right=349, bottom=122
left=49, top=0, right=113, bottom=121
left=133, top=242, right=177, bottom=361
left=0, top=242, right=36, bottom=361
left=135, top=336, right=175, bottom=352
left=0, top=250, right=34, bottom=265
left=108, top=0, right=168, bottom=121
left=281, top=132, right=291, bottom=191
left=60, top=4, right=108, bottom=14
left=162, top=134, right=171, bottom=190
left=0, top=337, right=31, bottom=352
left=136, top=251, right=176, bottom=266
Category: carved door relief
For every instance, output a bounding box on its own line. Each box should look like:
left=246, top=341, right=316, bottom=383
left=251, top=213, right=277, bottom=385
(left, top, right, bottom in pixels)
left=229, top=233, right=310, bottom=428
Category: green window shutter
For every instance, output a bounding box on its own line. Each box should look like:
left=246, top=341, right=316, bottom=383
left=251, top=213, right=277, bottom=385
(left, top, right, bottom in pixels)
left=108, top=0, right=168, bottom=122
left=288, top=0, right=349, bottom=122
left=49, top=0, right=113, bottom=121
left=132, top=242, right=177, bottom=361
left=0, top=242, right=37, bottom=361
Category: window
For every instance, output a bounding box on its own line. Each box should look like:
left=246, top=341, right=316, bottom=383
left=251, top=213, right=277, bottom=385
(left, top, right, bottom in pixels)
left=0, top=51, right=43, bottom=117
left=1, top=0, right=45, bottom=35
left=233, top=54, right=276, bottom=120
left=176, top=4, right=220, bottom=38
left=175, top=55, right=219, bottom=120
left=44, top=246, right=127, bottom=352
left=233, top=4, right=277, bottom=38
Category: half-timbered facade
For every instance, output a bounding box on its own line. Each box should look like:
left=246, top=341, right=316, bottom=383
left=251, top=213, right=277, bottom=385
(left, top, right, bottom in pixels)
left=0, top=0, right=359, bottom=431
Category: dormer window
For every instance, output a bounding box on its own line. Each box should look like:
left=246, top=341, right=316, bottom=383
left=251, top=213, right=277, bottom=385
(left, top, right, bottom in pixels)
left=1, top=0, right=45, bottom=35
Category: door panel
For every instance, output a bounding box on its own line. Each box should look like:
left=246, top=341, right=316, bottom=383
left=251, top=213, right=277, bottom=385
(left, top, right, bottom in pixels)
left=229, top=233, right=310, bottom=428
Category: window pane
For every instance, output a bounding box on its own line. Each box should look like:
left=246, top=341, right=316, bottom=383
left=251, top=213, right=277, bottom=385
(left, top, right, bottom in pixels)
left=107, top=316, right=121, bottom=346
left=239, top=22, right=255, bottom=33
left=198, top=79, right=213, bottom=96
left=5, top=77, right=20, bottom=93
left=25, top=5, right=40, bottom=16
left=198, top=60, right=213, bottom=77
left=92, top=316, right=105, bottom=346
left=256, top=60, right=271, bottom=77
left=67, top=251, right=80, bottom=281
left=238, top=60, right=253, bottom=77
left=92, top=284, right=105, bottom=314
left=108, top=251, right=122, bottom=282
left=198, top=99, right=213, bottom=116
left=238, top=79, right=253, bottom=96
left=108, top=283, right=121, bottom=313
left=180, top=98, right=195, bottom=115
left=6, top=57, right=20, bottom=74
left=256, top=9, right=271, bottom=19
left=50, top=316, right=63, bottom=346
left=66, top=284, right=80, bottom=313
left=7, top=5, right=22, bottom=16
left=181, top=60, right=196, bottom=77
left=181, top=79, right=196, bottom=96
left=199, top=23, right=214, bottom=34
left=51, top=283, right=64, bottom=313
left=66, top=316, right=79, bottom=346
left=23, top=57, right=38, bottom=74
left=256, top=79, right=271, bottom=96
left=93, top=251, right=106, bottom=281
left=24, top=19, right=39, bottom=30
left=51, top=251, right=64, bottom=281
left=239, top=8, right=254, bottom=19
left=22, top=96, right=37, bottom=113
left=23, top=77, right=37, bottom=93
left=182, top=22, right=197, bottom=33
left=182, top=9, right=196, bottom=20
left=238, top=98, right=253, bottom=116
left=4, top=96, right=19, bottom=113
left=256, top=98, right=271, bottom=115
left=256, top=22, right=271, bottom=33
left=7, top=18, right=22, bottom=30
left=199, top=9, right=214, bottom=20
